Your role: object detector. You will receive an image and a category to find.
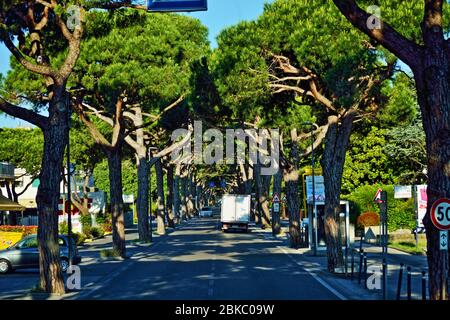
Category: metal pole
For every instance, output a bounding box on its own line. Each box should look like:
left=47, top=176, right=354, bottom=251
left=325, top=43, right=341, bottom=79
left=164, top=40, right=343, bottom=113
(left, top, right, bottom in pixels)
left=66, top=104, right=73, bottom=267
left=358, top=249, right=364, bottom=285
left=382, top=258, right=387, bottom=300
left=311, top=125, right=316, bottom=256
left=363, top=253, right=368, bottom=289
left=422, top=270, right=427, bottom=300
left=149, top=159, right=153, bottom=242
left=407, top=266, right=412, bottom=300
left=396, top=263, right=404, bottom=300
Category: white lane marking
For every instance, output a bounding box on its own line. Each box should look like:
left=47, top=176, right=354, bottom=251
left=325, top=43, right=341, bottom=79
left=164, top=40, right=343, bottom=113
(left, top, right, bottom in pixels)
left=278, top=246, right=347, bottom=301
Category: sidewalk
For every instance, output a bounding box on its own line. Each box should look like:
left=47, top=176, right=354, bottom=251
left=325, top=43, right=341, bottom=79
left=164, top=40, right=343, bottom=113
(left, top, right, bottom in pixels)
left=258, top=222, right=429, bottom=300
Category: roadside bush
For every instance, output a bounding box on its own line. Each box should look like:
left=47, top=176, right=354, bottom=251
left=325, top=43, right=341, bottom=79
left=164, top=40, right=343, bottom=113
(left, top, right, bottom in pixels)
left=344, top=184, right=416, bottom=232
left=72, top=232, right=87, bottom=246
left=357, top=212, right=380, bottom=227
left=0, top=225, right=37, bottom=236
left=59, top=221, right=68, bottom=234
left=82, top=225, right=93, bottom=239
left=90, top=226, right=105, bottom=238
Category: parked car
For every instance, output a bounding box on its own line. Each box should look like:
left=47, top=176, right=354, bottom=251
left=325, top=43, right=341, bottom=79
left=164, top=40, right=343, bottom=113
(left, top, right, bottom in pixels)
left=0, top=234, right=81, bottom=274
left=199, top=207, right=213, bottom=217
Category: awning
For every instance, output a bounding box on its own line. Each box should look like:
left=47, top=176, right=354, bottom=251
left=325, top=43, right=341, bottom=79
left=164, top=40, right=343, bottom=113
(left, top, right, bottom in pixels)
left=0, top=194, right=26, bottom=211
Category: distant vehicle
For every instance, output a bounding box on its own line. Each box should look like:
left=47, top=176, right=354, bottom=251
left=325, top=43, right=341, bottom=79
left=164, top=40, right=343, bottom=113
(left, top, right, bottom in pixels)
left=199, top=207, right=213, bottom=218
left=0, top=234, right=81, bottom=274
left=221, top=194, right=251, bottom=232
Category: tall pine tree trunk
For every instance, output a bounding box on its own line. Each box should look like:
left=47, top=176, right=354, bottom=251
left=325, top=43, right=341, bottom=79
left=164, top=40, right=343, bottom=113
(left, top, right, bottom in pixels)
left=106, top=147, right=126, bottom=258
left=36, top=96, right=68, bottom=294
left=321, top=113, right=355, bottom=272
left=136, top=154, right=151, bottom=242
left=415, top=50, right=450, bottom=300
left=181, top=176, right=188, bottom=220
left=173, top=165, right=181, bottom=223
left=254, top=163, right=262, bottom=226
left=283, top=160, right=301, bottom=248
left=155, top=158, right=166, bottom=235
left=166, top=165, right=175, bottom=228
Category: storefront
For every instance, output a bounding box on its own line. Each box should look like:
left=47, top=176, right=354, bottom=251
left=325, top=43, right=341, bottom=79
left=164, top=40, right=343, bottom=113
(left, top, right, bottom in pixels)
left=0, top=194, right=26, bottom=225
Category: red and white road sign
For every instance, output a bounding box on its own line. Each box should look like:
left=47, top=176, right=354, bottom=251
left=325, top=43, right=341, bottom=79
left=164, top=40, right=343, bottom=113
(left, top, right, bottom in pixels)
left=373, top=188, right=383, bottom=203
left=272, top=193, right=280, bottom=203
left=430, top=198, right=450, bottom=231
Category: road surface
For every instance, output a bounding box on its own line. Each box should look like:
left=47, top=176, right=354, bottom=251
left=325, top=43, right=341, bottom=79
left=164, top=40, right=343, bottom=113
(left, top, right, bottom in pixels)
left=70, top=218, right=343, bottom=300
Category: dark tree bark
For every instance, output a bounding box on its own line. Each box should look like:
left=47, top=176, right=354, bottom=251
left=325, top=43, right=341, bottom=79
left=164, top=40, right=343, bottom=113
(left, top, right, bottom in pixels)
left=173, top=165, right=181, bottom=223
left=321, top=112, right=355, bottom=272
left=332, top=0, right=450, bottom=299
left=36, top=95, right=68, bottom=294
left=155, top=158, right=166, bottom=235
left=272, top=167, right=282, bottom=235
left=255, top=163, right=271, bottom=229
left=253, top=163, right=262, bottom=226
left=283, top=158, right=301, bottom=248
left=105, top=148, right=126, bottom=258
left=165, top=164, right=175, bottom=228
left=136, top=155, right=151, bottom=242
left=416, top=53, right=450, bottom=300
left=181, top=175, right=189, bottom=220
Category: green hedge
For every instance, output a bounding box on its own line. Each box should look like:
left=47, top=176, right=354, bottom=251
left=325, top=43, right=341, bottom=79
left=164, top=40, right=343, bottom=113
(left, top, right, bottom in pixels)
left=343, top=184, right=416, bottom=232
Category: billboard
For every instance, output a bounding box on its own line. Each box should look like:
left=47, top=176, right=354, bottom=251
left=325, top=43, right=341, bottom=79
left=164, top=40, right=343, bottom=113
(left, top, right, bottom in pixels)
left=394, top=185, right=412, bottom=199
left=416, top=185, right=427, bottom=227
left=147, top=0, right=207, bottom=12
left=305, top=175, right=325, bottom=203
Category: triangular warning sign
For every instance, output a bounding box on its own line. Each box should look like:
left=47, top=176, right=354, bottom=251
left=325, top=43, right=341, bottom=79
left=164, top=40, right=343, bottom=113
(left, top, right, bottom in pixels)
left=272, top=193, right=280, bottom=202
left=373, top=188, right=383, bottom=203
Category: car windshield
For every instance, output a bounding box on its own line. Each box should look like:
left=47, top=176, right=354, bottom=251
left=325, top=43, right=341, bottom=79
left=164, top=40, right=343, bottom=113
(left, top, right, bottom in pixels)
left=202, top=207, right=210, bottom=211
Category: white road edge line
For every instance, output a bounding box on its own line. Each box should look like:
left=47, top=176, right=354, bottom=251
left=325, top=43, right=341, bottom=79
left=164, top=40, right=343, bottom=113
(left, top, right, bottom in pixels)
left=278, top=246, right=347, bottom=301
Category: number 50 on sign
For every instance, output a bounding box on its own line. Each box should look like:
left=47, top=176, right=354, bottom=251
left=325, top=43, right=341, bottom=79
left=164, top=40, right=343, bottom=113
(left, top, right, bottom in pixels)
left=431, top=198, right=450, bottom=231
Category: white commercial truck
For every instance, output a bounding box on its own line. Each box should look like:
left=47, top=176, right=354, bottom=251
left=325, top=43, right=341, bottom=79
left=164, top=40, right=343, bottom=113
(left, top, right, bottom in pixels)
left=220, top=194, right=251, bottom=232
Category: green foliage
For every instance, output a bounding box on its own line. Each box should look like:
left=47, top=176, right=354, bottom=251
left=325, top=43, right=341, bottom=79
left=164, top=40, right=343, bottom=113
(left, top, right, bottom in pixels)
left=0, top=128, right=43, bottom=177
left=343, top=184, right=416, bottom=232
left=342, top=127, right=395, bottom=193
left=378, top=73, right=418, bottom=127
left=385, top=122, right=427, bottom=185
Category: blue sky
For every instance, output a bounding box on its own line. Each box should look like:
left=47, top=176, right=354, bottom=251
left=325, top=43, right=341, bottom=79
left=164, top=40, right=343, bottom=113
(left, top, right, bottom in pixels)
left=0, top=0, right=273, bottom=128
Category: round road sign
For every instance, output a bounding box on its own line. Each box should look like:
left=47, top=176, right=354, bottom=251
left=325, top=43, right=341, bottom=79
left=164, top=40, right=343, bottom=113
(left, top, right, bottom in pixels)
left=430, top=198, right=450, bottom=230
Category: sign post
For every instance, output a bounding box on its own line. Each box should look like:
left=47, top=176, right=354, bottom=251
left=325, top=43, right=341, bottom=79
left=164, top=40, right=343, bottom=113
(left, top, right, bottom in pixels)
left=430, top=198, right=450, bottom=300
left=272, top=193, right=281, bottom=236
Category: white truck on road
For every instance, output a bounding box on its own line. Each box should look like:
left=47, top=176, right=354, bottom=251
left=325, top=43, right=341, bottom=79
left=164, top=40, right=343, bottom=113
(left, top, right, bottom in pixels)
left=220, top=194, right=251, bottom=232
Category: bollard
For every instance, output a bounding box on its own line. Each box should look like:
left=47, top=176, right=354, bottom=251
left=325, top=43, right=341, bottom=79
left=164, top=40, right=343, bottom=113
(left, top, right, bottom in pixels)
left=363, top=253, right=368, bottom=289
left=351, top=249, right=355, bottom=281
left=422, top=271, right=427, bottom=300
left=358, top=249, right=364, bottom=285
left=407, top=266, right=412, bottom=300
left=382, top=258, right=387, bottom=300
left=396, top=263, right=404, bottom=300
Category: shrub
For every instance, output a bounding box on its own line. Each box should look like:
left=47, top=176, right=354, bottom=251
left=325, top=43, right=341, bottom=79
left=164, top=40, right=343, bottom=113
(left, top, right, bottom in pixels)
left=90, top=226, right=104, bottom=238
left=344, top=184, right=416, bottom=232
left=72, top=232, right=87, bottom=246
left=101, top=223, right=113, bottom=233
left=82, top=225, right=93, bottom=239
left=59, top=221, right=68, bottom=234
left=0, top=225, right=38, bottom=236
left=357, top=212, right=380, bottom=227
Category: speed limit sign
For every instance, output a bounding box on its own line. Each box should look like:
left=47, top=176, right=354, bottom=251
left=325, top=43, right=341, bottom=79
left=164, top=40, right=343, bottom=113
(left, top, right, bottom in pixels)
left=430, top=198, right=450, bottom=230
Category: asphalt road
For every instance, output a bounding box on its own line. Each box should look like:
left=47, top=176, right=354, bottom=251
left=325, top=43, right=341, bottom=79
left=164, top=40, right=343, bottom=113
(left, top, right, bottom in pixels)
left=70, top=218, right=342, bottom=300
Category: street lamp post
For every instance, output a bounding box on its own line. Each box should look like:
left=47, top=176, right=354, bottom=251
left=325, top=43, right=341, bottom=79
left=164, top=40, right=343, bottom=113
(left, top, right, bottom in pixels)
left=302, top=122, right=318, bottom=255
